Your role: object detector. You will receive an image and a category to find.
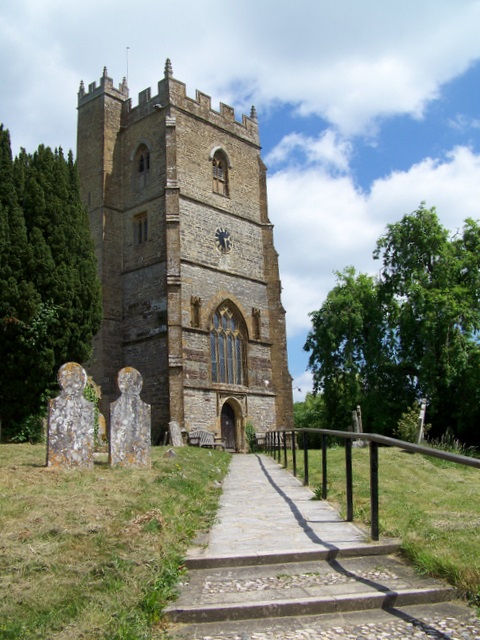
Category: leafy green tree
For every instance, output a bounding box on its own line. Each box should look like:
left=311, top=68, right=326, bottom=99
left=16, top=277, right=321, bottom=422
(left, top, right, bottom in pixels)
left=305, top=267, right=412, bottom=434
left=305, top=204, right=480, bottom=446
left=375, top=205, right=480, bottom=443
left=0, top=130, right=102, bottom=440
left=293, top=392, right=326, bottom=430
left=293, top=392, right=326, bottom=448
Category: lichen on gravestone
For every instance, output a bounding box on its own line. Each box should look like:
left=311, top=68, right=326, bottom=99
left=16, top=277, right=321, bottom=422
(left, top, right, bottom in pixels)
left=46, top=362, right=95, bottom=468
left=168, top=419, right=184, bottom=447
left=109, top=367, right=151, bottom=467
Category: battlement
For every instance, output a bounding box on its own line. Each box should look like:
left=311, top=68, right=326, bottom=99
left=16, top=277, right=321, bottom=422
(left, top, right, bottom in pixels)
left=78, top=67, right=129, bottom=106
left=123, top=59, right=259, bottom=143
left=78, top=60, right=259, bottom=143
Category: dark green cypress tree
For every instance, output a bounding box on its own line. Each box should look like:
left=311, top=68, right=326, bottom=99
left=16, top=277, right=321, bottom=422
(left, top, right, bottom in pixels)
left=15, top=145, right=102, bottom=367
left=0, top=126, right=46, bottom=437
left=0, top=129, right=102, bottom=440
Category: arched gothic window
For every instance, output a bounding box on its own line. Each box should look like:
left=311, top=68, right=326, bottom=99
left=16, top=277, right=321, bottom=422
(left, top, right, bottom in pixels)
left=135, top=145, right=150, bottom=189
left=210, top=303, right=246, bottom=385
left=212, top=149, right=229, bottom=196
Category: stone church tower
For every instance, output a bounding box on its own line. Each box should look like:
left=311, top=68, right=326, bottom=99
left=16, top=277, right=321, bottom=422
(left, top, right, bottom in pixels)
left=76, top=61, right=293, bottom=448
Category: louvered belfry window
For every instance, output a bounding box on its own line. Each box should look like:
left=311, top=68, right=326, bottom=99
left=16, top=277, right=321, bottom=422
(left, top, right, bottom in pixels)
left=212, top=150, right=229, bottom=196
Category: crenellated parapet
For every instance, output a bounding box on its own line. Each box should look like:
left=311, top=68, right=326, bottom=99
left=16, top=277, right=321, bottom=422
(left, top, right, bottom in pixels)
left=80, top=60, right=259, bottom=144
left=78, top=66, right=129, bottom=106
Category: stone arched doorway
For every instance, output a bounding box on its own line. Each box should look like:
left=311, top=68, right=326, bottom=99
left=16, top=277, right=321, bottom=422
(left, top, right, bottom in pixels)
left=220, top=400, right=244, bottom=451
left=221, top=402, right=236, bottom=450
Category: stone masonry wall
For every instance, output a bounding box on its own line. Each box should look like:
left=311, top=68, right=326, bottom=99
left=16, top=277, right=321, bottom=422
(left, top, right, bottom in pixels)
left=77, top=63, right=293, bottom=441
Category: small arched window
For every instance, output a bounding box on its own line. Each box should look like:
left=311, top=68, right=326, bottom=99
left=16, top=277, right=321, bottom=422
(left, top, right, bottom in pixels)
left=210, top=303, right=246, bottom=385
left=133, top=212, right=148, bottom=244
left=252, top=308, right=261, bottom=340
left=212, top=149, right=229, bottom=196
left=135, top=145, right=150, bottom=189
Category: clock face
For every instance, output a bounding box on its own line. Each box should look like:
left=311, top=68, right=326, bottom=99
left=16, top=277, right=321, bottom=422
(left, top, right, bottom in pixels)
left=215, top=227, right=233, bottom=253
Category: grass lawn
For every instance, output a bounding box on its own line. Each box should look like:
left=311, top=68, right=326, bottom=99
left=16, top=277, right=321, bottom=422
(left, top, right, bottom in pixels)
left=278, top=445, right=480, bottom=609
left=0, top=444, right=230, bottom=639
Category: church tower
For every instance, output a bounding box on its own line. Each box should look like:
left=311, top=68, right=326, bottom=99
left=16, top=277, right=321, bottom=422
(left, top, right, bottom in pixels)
left=77, top=61, right=293, bottom=447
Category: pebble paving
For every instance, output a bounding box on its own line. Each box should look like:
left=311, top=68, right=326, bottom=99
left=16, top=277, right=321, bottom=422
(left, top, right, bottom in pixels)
left=201, top=568, right=401, bottom=594
left=179, top=612, right=480, bottom=640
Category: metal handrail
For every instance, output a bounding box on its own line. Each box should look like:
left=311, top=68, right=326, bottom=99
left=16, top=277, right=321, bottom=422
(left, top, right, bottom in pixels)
left=265, top=428, right=480, bottom=540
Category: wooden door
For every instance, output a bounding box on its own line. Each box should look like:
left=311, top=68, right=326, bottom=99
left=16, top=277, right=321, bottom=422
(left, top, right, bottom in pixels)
left=221, top=402, right=236, bottom=450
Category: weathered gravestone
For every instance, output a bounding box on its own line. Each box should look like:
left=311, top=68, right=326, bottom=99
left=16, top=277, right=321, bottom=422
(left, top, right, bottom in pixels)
left=168, top=420, right=184, bottom=447
left=46, top=362, right=94, bottom=468
left=352, top=405, right=366, bottom=448
left=109, top=367, right=151, bottom=467
left=417, top=398, right=427, bottom=443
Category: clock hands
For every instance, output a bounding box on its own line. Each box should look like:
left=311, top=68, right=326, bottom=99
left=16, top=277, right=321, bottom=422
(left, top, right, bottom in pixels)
left=215, top=228, right=233, bottom=253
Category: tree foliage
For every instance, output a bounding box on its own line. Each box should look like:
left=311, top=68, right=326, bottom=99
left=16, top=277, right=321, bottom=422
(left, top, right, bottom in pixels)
left=0, top=127, right=102, bottom=440
left=305, top=204, right=480, bottom=446
left=293, top=392, right=325, bottom=430
left=293, top=392, right=326, bottom=447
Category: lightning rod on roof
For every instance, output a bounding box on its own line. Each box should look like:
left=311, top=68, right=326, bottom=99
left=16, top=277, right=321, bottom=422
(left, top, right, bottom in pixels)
left=126, top=46, right=130, bottom=84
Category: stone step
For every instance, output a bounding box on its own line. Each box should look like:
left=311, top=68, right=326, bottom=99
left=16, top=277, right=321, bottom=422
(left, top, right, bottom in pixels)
left=166, top=553, right=456, bottom=625
left=169, top=601, right=480, bottom=639
left=184, top=540, right=402, bottom=570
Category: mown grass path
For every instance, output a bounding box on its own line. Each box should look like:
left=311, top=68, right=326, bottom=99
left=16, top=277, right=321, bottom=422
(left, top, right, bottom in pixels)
left=0, top=444, right=230, bottom=639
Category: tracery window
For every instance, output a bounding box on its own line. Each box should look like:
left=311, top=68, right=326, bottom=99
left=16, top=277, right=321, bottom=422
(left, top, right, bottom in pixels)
left=210, top=304, right=246, bottom=385
left=212, top=149, right=229, bottom=196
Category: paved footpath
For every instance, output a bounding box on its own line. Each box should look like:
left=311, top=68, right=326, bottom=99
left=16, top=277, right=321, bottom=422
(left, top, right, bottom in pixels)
left=167, top=454, right=480, bottom=639
left=187, top=452, right=367, bottom=560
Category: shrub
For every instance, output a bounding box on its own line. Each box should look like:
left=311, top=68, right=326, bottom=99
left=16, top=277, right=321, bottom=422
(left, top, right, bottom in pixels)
left=245, top=422, right=257, bottom=453
left=395, top=404, right=430, bottom=443
left=9, top=413, right=45, bottom=443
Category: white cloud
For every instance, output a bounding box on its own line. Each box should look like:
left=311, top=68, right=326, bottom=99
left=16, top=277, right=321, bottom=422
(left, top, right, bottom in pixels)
left=266, top=130, right=352, bottom=173
left=2, top=0, right=480, bottom=152
left=449, top=114, right=480, bottom=133
left=292, top=371, right=313, bottom=403
left=273, top=145, right=480, bottom=341
left=369, top=147, right=480, bottom=229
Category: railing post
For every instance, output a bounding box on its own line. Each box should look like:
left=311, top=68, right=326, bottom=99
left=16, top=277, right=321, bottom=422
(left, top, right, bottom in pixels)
left=321, top=434, right=328, bottom=499
left=283, top=431, right=288, bottom=468
left=370, top=441, right=379, bottom=541
left=345, top=437, right=353, bottom=521
left=303, top=431, right=309, bottom=486
left=292, top=430, right=297, bottom=477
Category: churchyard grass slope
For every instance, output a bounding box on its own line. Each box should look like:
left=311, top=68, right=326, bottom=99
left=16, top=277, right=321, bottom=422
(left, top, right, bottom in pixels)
left=287, top=446, right=480, bottom=610
left=0, top=444, right=230, bottom=639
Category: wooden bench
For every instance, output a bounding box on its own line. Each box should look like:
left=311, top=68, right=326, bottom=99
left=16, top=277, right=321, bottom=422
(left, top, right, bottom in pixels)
left=255, top=433, right=266, bottom=450
left=188, top=428, right=225, bottom=450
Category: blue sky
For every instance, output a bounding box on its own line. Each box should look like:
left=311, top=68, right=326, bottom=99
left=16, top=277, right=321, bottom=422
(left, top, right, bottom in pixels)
left=2, top=0, right=480, bottom=402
